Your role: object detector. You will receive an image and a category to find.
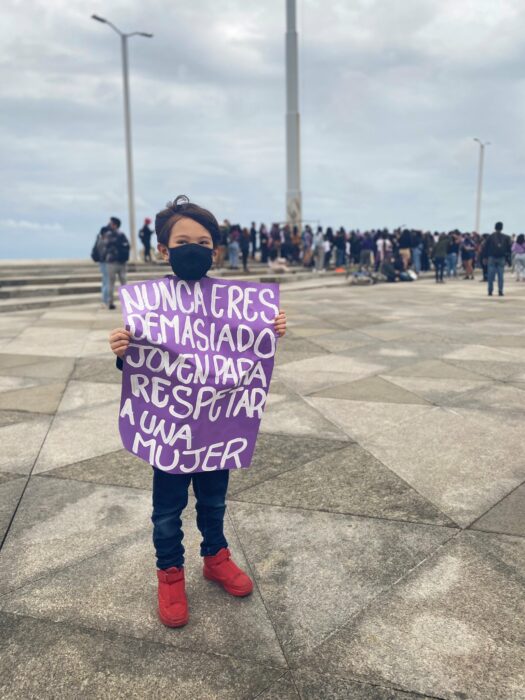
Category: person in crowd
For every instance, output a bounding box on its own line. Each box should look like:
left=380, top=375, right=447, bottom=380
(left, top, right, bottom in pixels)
left=291, top=225, right=302, bottom=264
left=446, top=232, right=459, bottom=278
left=478, top=233, right=490, bottom=282
left=350, top=231, right=361, bottom=266
left=460, top=232, right=476, bottom=279
left=227, top=224, right=241, bottom=269
left=411, top=230, right=423, bottom=274
left=334, top=227, right=346, bottom=268
left=302, top=225, right=313, bottom=268
left=313, top=226, right=325, bottom=272
left=512, top=234, right=525, bottom=282
left=376, top=232, right=392, bottom=271
left=139, top=218, right=154, bottom=262
left=104, top=217, right=130, bottom=309
left=281, top=224, right=292, bottom=262
left=422, top=231, right=434, bottom=271
left=323, top=228, right=334, bottom=269
left=485, top=221, right=512, bottom=296
left=259, top=224, right=269, bottom=264
left=270, top=223, right=281, bottom=261
left=322, top=233, right=331, bottom=270
left=360, top=232, right=374, bottom=270
left=432, top=233, right=448, bottom=284
left=240, top=227, right=251, bottom=273
left=214, top=220, right=229, bottom=270
left=398, top=228, right=412, bottom=270
left=91, top=225, right=111, bottom=307
left=249, top=221, right=257, bottom=260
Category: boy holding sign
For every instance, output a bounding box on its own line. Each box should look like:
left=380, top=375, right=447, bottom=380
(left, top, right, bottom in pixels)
left=109, top=195, right=286, bottom=628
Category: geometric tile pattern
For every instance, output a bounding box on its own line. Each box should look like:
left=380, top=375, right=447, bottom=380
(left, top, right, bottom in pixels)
left=304, top=531, right=525, bottom=700
left=0, top=280, right=524, bottom=697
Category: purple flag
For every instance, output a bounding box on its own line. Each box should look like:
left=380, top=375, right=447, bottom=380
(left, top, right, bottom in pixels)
left=118, top=275, right=279, bottom=475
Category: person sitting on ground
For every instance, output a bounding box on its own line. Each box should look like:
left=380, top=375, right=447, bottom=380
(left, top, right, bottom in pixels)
left=381, top=254, right=398, bottom=282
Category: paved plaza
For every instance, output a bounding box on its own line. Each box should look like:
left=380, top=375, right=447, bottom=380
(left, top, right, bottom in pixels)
left=0, top=274, right=524, bottom=699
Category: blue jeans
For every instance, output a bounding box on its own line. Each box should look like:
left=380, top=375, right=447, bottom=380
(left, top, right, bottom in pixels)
left=228, top=241, right=240, bottom=268
left=411, top=246, right=422, bottom=274
left=151, top=468, right=229, bottom=570
left=99, top=262, right=109, bottom=305
left=336, top=248, right=346, bottom=267
left=487, top=256, right=505, bottom=295
left=446, top=252, right=457, bottom=277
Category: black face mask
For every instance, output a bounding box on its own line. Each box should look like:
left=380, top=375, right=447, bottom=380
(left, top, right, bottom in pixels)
left=168, top=244, right=213, bottom=280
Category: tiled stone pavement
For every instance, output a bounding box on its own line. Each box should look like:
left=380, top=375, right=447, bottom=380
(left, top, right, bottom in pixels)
left=0, top=276, right=524, bottom=699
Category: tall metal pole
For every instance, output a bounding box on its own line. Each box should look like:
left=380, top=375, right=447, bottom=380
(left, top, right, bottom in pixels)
left=285, top=0, right=302, bottom=229
left=91, top=16, right=152, bottom=264
left=473, top=138, right=490, bottom=234
left=121, top=35, right=137, bottom=263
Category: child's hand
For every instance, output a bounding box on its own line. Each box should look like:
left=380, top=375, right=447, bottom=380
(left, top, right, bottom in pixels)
left=109, top=327, right=131, bottom=358
left=274, top=309, right=287, bottom=337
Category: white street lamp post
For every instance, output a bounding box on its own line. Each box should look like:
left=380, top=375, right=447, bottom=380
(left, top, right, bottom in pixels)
left=473, top=138, right=490, bottom=234
left=92, top=15, right=153, bottom=264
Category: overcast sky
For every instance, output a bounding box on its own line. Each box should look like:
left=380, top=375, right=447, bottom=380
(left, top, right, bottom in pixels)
left=1, top=0, right=524, bottom=259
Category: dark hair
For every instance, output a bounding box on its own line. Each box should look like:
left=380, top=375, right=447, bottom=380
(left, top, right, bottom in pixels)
left=495, top=221, right=504, bottom=232
left=517, top=234, right=525, bottom=245
left=155, top=194, right=220, bottom=246
left=110, top=217, right=121, bottom=228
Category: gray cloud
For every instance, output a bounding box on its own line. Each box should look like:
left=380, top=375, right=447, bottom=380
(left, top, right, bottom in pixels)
left=1, top=0, right=525, bottom=259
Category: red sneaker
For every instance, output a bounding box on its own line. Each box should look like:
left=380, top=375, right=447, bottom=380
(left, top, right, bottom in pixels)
left=203, top=547, right=253, bottom=597
left=156, top=566, right=189, bottom=627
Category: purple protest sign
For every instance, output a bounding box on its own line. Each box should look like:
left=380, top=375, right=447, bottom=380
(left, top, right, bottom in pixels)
left=118, top=275, right=279, bottom=475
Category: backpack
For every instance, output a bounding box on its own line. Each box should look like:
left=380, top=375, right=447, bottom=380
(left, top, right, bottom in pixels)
left=90, top=242, right=100, bottom=263
left=91, top=230, right=107, bottom=263
left=116, top=233, right=130, bottom=263
left=491, top=233, right=506, bottom=257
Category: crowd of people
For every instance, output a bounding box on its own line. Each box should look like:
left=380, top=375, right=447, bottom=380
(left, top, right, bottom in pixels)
left=92, top=216, right=525, bottom=308
left=210, top=220, right=522, bottom=296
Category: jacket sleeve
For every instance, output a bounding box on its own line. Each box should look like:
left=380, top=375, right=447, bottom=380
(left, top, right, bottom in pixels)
left=116, top=356, right=123, bottom=372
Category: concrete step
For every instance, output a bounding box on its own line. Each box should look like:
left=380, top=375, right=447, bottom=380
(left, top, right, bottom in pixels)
left=0, top=274, right=152, bottom=288
left=0, top=262, right=289, bottom=286
left=0, top=263, right=164, bottom=279
left=0, top=293, right=102, bottom=313
left=0, top=270, right=166, bottom=286
left=0, top=282, right=106, bottom=299
left=0, top=259, right=272, bottom=272
left=0, top=269, right=338, bottom=312
left=0, top=269, right=314, bottom=296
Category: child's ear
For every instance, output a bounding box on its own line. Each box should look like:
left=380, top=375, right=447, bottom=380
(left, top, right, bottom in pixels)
left=157, top=243, right=169, bottom=261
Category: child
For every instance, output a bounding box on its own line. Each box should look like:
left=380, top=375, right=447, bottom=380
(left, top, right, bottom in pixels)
left=109, top=195, right=287, bottom=628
